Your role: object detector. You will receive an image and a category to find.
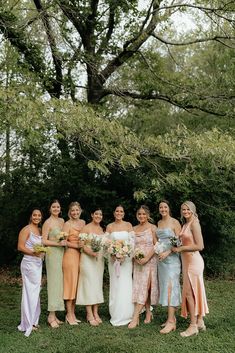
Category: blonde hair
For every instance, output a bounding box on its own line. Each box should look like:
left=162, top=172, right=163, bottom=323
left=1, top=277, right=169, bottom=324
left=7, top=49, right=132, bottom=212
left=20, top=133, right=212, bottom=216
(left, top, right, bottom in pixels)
left=181, top=200, right=198, bottom=222
left=137, top=205, right=154, bottom=223
left=68, top=201, right=82, bottom=219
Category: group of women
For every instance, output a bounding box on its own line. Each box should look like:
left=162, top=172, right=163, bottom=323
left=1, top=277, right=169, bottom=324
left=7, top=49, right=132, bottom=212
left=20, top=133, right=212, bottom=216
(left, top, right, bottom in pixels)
left=17, top=199, right=209, bottom=338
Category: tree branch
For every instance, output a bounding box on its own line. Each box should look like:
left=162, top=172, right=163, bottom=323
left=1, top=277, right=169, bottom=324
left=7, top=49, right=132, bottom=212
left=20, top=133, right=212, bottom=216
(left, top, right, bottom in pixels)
left=99, top=0, right=162, bottom=84
left=101, top=88, right=228, bottom=117
left=33, top=0, right=63, bottom=98
left=151, top=33, right=235, bottom=48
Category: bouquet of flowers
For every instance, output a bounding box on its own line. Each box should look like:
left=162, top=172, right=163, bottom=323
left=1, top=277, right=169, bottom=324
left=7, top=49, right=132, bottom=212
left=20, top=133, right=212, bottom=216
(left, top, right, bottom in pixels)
left=106, top=239, right=132, bottom=259
left=79, top=233, right=102, bottom=253
left=169, top=235, right=182, bottom=247
left=56, top=231, right=68, bottom=242
left=33, top=244, right=50, bottom=254
left=154, top=240, right=170, bottom=255
left=134, top=248, right=145, bottom=260
left=103, top=238, right=132, bottom=277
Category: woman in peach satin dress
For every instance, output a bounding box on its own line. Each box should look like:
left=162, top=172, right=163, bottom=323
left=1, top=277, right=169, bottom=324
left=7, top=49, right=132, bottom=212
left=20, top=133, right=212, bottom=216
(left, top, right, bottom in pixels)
left=172, top=201, right=209, bottom=337
left=62, top=202, right=85, bottom=325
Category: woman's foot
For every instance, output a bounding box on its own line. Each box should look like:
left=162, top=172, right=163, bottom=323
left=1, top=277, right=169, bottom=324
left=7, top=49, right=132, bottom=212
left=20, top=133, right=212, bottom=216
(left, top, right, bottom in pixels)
left=180, top=324, right=199, bottom=337
left=128, top=317, right=139, bottom=329
left=161, top=316, right=176, bottom=328
left=65, top=316, right=78, bottom=325
left=32, top=325, right=39, bottom=331
left=47, top=317, right=59, bottom=328
left=94, top=315, right=102, bottom=324
left=55, top=318, right=63, bottom=325
left=197, top=319, right=206, bottom=331
left=87, top=317, right=99, bottom=326
left=160, top=321, right=176, bottom=334
left=144, top=311, right=153, bottom=324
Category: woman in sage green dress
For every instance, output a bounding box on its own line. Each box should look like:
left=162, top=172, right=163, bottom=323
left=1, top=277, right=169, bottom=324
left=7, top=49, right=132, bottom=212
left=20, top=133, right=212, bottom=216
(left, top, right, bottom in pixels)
left=42, top=200, right=66, bottom=328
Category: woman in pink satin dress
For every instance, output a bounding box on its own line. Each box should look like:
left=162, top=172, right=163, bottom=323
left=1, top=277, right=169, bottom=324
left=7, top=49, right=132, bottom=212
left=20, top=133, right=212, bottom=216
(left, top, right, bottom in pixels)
left=128, top=205, right=158, bottom=329
left=172, top=201, right=209, bottom=337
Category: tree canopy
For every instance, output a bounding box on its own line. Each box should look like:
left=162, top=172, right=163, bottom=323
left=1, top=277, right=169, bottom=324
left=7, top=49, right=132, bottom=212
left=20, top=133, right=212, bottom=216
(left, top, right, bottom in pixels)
left=0, top=1, right=235, bottom=277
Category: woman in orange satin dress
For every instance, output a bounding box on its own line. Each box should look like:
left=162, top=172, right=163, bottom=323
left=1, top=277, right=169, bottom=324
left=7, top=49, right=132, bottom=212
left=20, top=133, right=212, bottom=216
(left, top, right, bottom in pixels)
left=62, top=202, right=85, bottom=325
left=172, top=201, right=209, bottom=337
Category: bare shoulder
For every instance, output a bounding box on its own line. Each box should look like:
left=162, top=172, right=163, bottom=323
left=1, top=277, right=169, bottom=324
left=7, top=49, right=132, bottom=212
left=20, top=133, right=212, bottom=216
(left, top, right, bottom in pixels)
left=80, top=219, right=86, bottom=227
left=43, top=218, right=50, bottom=226
left=59, top=217, right=64, bottom=225
left=125, top=221, right=133, bottom=231
left=191, top=218, right=201, bottom=231
left=172, top=218, right=181, bottom=227
left=80, top=224, right=89, bottom=233
left=106, top=222, right=114, bottom=232
left=20, top=225, right=30, bottom=235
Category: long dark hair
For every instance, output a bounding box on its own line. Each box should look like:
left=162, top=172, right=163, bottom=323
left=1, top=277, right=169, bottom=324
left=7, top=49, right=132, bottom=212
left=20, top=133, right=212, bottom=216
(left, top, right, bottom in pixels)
left=158, top=200, right=172, bottom=217
left=29, top=208, right=43, bottom=225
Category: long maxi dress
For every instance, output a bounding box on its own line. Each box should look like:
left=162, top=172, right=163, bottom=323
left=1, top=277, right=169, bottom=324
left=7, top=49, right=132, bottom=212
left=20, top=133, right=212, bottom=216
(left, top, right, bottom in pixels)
left=108, top=231, right=134, bottom=326
left=63, top=227, right=80, bottom=301
left=76, top=233, right=104, bottom=305
left=18, top=232, right=43, bottom=337
left=157, top=228, right=181, bottom=307
left=132, top=228, right=158, bottom=306
left=45, top=227, right=65, bottom=312
left=180, top=222, right=209, bottom=318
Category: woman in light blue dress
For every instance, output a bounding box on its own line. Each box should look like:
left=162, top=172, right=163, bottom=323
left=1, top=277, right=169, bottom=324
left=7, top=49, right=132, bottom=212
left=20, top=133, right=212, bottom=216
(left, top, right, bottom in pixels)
left=156, top=200, right=181, bottom=334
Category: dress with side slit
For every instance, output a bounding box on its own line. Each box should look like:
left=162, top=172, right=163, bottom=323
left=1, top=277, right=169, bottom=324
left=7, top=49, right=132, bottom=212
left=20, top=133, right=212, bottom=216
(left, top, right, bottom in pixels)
left=18, top=232, right=42, bottom=337
left=156, top=228, right=181, bottom=307
left=132, top=228, right=158, bottom=305
left=180, top=221, right=209, bottom=318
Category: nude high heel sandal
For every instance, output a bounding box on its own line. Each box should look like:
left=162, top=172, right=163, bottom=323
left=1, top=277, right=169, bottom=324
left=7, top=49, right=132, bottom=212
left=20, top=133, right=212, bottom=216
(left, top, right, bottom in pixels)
left=86, top=317, right=99, bottom=326
left=197, top=319, right=206, bottom=331
left=65, top=316, right=78, bottom=325
left=47, top=318, right=59, bottom=328
left=180, top=324, right=199, bottom=337
left=128, top=317, right=139, bottom=329
left=144, top=312, right=153, bottom=324
left=160, top=321, right=176, bottom=334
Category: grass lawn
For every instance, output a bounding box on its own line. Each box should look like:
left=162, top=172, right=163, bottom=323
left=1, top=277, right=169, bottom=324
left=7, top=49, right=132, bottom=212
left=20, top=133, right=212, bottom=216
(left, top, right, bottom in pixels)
left=0, top=272, right=234, bottom=353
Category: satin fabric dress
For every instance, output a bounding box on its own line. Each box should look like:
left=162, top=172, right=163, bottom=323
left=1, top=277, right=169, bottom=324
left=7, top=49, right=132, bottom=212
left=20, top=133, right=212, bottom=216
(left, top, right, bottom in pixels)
left=45, top=227, right=65, bottom=311
left=180, top=222, right=209, bottom=318
left=157, top=228, right=181, bottom=307
left=18, top=232, right=42, bottom=337
left=132, top=228, right=158, bottom=305
left=63, top=228, right=80, bottom=300
left=76, top=233, right=104, bottom=305
left=108, top=231, right=134, bottom=326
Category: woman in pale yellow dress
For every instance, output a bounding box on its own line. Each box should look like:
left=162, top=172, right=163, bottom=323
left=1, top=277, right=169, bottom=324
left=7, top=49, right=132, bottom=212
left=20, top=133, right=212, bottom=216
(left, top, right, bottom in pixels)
left=172, top=201, right=209, bottom=337
left=42, top=200, right=66, bottom=328
left=62, top=202, right=85, bottom=325
left=76, top=208, right=104, bottom=326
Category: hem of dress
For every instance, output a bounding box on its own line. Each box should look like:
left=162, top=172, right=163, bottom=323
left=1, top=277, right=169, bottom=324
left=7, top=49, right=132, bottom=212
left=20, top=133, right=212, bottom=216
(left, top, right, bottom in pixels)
left=47, top=308, right=65, bottom=311
left=110, top=319, right=131, bottom=326
left=76, top=300, right=104, bottom=306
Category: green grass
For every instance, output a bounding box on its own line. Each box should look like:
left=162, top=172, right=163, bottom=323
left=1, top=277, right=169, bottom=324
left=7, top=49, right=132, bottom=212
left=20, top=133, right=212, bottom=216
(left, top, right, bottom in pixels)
left=0, top=279, right=234, bottom=353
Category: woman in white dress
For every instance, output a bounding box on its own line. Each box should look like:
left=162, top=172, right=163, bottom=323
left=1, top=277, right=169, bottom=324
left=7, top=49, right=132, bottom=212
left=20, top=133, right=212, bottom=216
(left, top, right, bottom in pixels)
left=76, top=208, right=104, bottom=326
left=17, top=209, right=44, bottom=337
left=106, top=205, right=134, bottom=326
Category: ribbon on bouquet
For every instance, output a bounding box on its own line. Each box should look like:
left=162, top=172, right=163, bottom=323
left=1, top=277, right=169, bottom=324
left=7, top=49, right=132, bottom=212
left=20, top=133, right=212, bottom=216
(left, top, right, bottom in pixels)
left=114, top=259, right=121, bottom=278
